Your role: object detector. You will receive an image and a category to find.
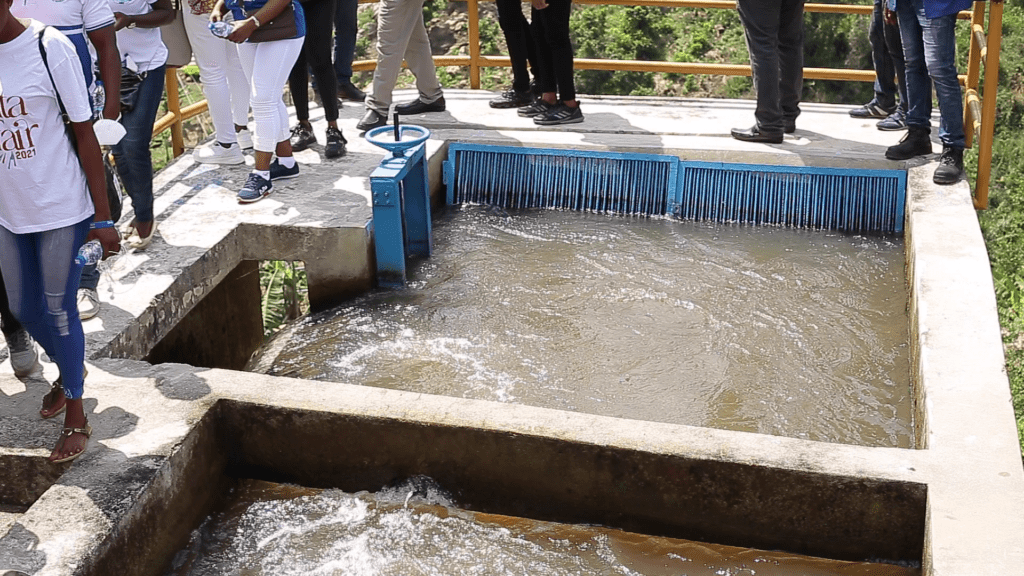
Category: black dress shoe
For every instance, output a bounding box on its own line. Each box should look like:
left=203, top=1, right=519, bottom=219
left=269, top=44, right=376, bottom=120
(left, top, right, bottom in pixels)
left=338, top=81, right=366, bottom=102
left=394, top=96, right=446, bottom=116
left=731, top=125, right=784, bottom=144
left=357, top=109, right=387, bottom=132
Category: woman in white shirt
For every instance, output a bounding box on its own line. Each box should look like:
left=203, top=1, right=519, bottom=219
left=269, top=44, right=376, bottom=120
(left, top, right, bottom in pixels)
left=110, top=0, right=174, bottom=249
left=0, top=8, right=120, bottom=463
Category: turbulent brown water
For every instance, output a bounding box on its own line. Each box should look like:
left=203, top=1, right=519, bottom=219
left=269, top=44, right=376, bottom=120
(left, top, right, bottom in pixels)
left=251, top=206, right=912, bottom=448
left=166, top=478, right=920, bottom=576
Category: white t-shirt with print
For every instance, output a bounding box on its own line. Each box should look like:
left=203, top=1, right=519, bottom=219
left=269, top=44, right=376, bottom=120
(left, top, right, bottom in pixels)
left=112, top=0, right=168, bottom=73
left=0, top=20, right=94, bottom=235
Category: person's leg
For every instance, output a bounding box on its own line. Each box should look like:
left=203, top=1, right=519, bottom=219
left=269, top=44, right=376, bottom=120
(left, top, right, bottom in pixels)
left=869, top=0, right=897, bottom=110
left=333, top=0, right=360, bottom=87
left=0, top=220, right=90, bottom=460
left=777, top=0, right=804, bottom=127
left=404, top=2, right=444, bottom=105
left=288, top=45, right=312, bottom=124
left=111, top=65, right=165, bottom=241
left=238, top=37, right=304, bottom=201
left=885, top=0, right=933, bottom=160
left=736, top=0, right=785, bottom=134
left=0, top=271, right=23, bottom=339
left=306, top=0, right=341, bottom=123
left=530, top=6, right=555, bottom=97
left=365, top=0, right=425, bottom=115
left=183, top=11, right=241, bottom=145
left=496, top=0, right=533, bottom=93
left=884, top=6, right=908, bottom=114
left=538, top=0, right=576, bottom=104
left=919, top=10, right=965, bottom=149
left=896, top=0, right=931, bottom=131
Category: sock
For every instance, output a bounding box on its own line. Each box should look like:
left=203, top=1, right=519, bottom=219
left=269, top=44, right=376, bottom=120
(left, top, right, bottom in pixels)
left=254, top=169, right=270, bottom=180
left=278, top=156, right=296, bottom=169
left=217, top=141, right=235, bottom=148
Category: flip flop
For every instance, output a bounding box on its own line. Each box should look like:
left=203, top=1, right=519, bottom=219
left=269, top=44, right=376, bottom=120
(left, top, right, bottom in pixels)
left=50, top=422, right=92, bottom=464
left=124, top=220, right=158, bottom=250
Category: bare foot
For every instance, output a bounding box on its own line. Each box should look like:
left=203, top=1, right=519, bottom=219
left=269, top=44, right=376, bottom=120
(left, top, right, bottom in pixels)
left=40, top=382, right=66, bottom=419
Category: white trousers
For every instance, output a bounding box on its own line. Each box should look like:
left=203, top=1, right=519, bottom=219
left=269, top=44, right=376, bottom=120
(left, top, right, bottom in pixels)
left=236, top=37, right=304, bottom=153
left=182, top=10, right=251, bottom=144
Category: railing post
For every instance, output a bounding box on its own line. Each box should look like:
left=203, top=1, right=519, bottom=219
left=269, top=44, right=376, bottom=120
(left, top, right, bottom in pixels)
left=165, top=67, right=185, bottom=158
left=974, top=0, right=1003, bottom=210
left=963, top=2, right=986, bottom=149
left=467, top=0, right=481, bottom=89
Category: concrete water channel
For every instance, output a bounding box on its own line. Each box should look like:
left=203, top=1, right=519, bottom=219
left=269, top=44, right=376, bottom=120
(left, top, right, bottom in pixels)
left=0, top=90, right=1022, bottom=575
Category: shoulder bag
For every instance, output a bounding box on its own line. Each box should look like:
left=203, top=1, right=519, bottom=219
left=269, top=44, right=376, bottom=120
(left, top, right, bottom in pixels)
left=245, top=2, right=297, bottom=43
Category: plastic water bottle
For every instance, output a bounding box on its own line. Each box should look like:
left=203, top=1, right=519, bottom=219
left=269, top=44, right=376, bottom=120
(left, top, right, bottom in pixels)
left=76, top=240, right=104, bottom=266
left=209, top=21, right=233, bottom=38
left=92, top=80, right=105, bottom=119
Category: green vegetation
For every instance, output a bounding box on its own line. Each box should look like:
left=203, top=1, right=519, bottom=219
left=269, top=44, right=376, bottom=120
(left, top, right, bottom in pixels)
left=260, top=261, right=308, bottom=336
left=976, top=1, right=1024, bottom=450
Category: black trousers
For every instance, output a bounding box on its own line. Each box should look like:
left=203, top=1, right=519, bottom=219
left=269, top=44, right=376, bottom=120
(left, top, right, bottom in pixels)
left=737, top=0, right=805, bottom=133
left=288, top=0, right=340, bottom=123
left=0, top=271, right=23, bottom=339
left=531, top=0, right=575, bottom=102
left=495, top=0, right=537, bottom=93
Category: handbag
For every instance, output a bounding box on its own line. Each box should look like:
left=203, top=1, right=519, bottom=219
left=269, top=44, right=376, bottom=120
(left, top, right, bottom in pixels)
left=245, top=3, right=297, bottom=43
left=161, top=0, right=193, bottom=68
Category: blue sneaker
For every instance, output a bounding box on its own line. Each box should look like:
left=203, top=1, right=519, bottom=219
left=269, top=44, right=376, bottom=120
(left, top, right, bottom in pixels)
left=269, top=158, right=300, bottom=181
left=237, top=172, right=272, bottom=204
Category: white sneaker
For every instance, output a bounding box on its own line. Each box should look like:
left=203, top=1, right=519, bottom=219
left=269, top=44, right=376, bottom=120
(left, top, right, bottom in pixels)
left=193, top=142, right=245, bottom=165
left=7, top=327, right=40, bottom=377
left=78, top=288, right=100, bottom=320
left=236, top=128, right=253, bottom=150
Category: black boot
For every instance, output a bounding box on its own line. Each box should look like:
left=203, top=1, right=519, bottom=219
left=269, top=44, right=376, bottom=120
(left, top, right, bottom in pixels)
left=933, top=146, right=964, bottom=184
left=885, top=126, right=932, bottom=160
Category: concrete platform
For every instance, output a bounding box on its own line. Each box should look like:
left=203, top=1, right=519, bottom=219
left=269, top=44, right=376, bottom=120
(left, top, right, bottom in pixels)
left=0, top=90, right=1022, bottom=575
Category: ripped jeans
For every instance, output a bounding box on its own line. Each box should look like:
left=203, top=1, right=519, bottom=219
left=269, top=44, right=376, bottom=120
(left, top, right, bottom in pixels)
left=0, top=219, right=89, bottom=399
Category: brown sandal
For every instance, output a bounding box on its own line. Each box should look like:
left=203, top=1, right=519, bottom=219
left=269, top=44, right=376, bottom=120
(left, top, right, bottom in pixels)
left=39, top=381, right=66, bottom=419
left=50, top=422, right=92, bottom=464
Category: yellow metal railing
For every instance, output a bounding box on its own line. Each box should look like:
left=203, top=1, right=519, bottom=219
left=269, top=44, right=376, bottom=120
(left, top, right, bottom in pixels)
left=155, top=0, right=1001, bottom=207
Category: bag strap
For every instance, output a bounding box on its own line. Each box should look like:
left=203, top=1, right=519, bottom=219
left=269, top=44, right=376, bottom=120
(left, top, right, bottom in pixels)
left=37, top=26, right=73, bottom=127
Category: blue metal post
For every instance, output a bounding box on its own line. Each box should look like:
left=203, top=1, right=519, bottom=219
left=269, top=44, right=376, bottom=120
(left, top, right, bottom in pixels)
left=369, top=141, right=431, bottom=288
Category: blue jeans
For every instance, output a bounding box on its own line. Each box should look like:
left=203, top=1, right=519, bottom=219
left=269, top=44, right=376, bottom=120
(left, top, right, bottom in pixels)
left=333, top=0, right=359, bottom=83
left=0, top=219, right=89, bottom=399
left=896, top=0, right=965, bottom=148
left=112, top=65, right=166, bottom=225
left=870, top=0, right=907, bottom=113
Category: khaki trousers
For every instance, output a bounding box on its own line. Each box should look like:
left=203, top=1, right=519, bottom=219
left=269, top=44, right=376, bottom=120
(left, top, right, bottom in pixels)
left=366, top=0, right=443, bottom=115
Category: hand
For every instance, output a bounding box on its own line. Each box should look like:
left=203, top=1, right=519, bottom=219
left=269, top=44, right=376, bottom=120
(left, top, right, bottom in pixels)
left=88, top=227, right=121, bottom=260
left=226, top=18, right=256, bottom=43
left=210, top=0, right=226, bottom=22
left=884, top=7, right=897, bottom=26
left=102, top=101, right=120, bottom=121
left=531, top=0, right=548, bottom=9
left=113, top=12, right=133, bottom=31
